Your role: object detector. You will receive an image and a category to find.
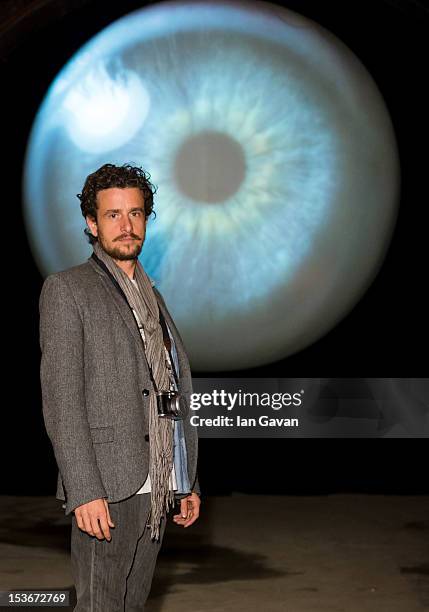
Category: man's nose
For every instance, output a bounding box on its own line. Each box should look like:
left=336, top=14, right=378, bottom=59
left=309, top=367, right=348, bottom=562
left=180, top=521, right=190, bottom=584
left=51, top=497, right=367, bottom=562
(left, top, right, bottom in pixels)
left=120, top=215, right=133, bottom=233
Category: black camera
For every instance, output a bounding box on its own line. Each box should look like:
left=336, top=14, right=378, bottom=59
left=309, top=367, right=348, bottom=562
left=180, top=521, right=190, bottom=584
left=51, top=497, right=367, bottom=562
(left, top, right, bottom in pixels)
left=155, top=390, right=185, bottom=420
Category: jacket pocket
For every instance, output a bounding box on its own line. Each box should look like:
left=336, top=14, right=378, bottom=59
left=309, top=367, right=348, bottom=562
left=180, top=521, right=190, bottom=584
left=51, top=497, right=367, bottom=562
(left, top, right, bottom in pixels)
left=90, top=426, right=114, bottom=443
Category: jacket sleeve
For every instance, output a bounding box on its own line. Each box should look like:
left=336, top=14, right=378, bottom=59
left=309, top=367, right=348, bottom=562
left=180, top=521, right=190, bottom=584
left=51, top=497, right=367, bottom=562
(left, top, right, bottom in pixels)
left=39, top=274, right=107, bottom=514
left=178, top=373, right=201, bottom=499
left=192, top=475, right=201, bottom=497
left=174, top=470, right=201, bottom=500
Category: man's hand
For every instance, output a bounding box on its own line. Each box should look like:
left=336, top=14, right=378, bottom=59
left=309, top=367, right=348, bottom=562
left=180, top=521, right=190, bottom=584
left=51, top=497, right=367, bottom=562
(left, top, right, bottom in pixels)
left=74, top=498, right=115, bottom=540
left=173, top=491, right=201, bottom=528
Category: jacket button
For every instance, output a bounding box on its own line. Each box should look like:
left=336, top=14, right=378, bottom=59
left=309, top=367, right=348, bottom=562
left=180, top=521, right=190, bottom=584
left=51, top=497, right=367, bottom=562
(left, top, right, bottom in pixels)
left=144, top=434, right=149, bottom=441
left=142, top=389, right=150, bottom=396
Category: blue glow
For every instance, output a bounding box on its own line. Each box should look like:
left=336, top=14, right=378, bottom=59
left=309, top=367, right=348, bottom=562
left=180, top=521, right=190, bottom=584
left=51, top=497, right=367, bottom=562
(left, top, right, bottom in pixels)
left=23, top=1, right=399, bottom=370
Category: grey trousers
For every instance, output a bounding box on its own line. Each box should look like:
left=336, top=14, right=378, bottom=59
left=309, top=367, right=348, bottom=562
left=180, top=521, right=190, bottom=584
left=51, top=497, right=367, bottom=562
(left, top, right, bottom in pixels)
left=70, top=493, right=167, bottom=611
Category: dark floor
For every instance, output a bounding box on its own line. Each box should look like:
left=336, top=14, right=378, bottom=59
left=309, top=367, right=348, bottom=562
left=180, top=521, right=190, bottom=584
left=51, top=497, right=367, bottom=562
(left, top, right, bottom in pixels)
left=0, top=494, right=428, bottom=611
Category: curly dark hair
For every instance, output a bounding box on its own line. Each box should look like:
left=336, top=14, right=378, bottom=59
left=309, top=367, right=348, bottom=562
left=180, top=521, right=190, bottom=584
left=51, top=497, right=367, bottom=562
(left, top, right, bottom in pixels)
left=77, top=163, right=158, bottom=244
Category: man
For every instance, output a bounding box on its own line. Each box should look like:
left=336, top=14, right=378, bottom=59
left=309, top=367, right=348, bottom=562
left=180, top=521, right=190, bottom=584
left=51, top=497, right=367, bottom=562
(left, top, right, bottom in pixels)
left=39, top=163, right=201, bottom=611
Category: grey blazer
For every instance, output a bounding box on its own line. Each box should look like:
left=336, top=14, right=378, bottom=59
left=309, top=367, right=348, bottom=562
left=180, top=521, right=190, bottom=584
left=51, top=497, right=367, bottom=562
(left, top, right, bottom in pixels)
left=39, top=255, right=200, bottom=515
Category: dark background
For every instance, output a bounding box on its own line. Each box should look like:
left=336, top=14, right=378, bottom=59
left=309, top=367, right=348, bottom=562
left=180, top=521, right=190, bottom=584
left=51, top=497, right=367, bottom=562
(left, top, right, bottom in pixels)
left=1, top=0, right=428, bottom=498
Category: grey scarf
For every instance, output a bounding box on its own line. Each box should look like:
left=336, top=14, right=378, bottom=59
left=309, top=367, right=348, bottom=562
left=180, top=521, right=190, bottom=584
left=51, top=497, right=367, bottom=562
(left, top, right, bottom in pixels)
left=93, top=241, right=174, bottom=540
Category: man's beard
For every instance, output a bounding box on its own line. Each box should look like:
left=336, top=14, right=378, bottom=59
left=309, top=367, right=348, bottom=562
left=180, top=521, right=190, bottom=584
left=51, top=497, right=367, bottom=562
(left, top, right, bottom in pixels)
left=98, top=235, right=143, bottom=261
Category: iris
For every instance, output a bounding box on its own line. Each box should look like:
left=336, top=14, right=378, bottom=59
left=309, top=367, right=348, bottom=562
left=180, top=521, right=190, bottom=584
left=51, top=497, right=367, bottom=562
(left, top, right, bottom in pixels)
left=23, top=2, right=399, bottom=370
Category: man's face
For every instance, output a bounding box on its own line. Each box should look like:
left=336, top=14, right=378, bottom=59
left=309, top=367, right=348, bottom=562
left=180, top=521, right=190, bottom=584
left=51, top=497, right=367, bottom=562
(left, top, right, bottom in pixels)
left=86, top=187, right=146, bottom=261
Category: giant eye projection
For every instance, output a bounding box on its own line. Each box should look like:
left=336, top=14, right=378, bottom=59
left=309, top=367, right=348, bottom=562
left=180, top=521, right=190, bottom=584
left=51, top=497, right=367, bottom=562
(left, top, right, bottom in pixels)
left=23, top=1, right=399, bottom=371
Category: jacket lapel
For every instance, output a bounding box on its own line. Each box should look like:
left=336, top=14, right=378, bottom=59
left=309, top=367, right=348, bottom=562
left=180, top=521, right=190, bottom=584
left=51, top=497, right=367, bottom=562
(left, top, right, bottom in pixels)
left=88, top=255, right=144, bottom=349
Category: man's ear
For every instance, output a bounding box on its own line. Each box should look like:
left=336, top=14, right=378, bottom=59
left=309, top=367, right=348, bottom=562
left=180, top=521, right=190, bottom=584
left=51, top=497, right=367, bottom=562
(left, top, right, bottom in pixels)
left=86, top=214, right=98, bottom=238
